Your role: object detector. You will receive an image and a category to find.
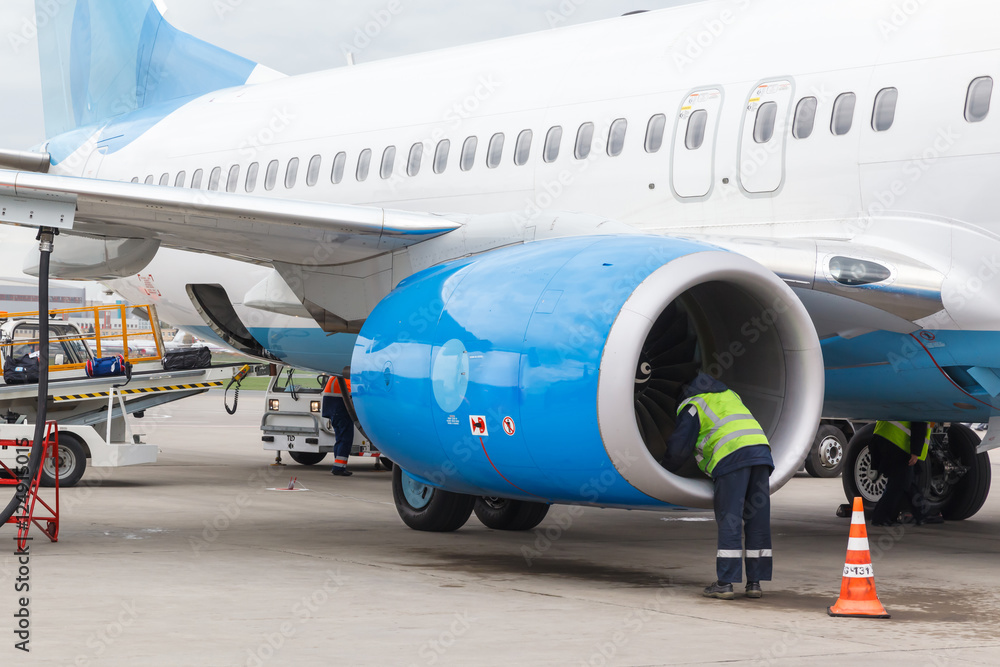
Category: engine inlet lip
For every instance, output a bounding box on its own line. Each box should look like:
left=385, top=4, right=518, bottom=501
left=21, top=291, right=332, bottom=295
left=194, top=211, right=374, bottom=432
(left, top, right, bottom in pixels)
left=596, top=250, right=824, bottom=509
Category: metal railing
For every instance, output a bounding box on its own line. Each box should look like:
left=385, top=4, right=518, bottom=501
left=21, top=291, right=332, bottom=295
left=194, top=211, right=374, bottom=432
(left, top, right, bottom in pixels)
left=0, top=304, right=164, bottom=372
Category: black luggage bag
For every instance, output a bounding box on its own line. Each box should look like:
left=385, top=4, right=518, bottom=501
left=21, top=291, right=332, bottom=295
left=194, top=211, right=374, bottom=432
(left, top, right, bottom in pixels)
left=162, top=346, right=212, bottom=371
left=4, top=354, right=40, bottom=385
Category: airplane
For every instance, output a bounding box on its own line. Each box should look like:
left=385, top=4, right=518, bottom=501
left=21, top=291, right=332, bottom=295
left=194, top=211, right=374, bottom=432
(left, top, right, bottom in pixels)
left=0, top=0, right=997, bottom=533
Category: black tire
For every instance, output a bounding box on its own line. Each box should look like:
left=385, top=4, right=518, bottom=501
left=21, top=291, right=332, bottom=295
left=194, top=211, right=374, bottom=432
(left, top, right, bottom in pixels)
left=842, top=423, right=883, bottom=510
left=844, top=423, right=991, bottom=521
left=40, top=434, right=86, bottom=488
left=939, top=424, right=991, bottom=521
left=288, top=451, right=327, bottom=466
left=474, top=497, right=550, bottom=531
left=391, top=466, right=475, bottom=532
left=378, top=456, right=394, bottom=471
left=805, top=425, right=847, bottom=478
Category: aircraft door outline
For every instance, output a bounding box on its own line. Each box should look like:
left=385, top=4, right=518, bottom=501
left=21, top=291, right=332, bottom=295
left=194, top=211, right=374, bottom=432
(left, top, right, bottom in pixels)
left=737, top=78, right=794, bottom=195
left=82, top=146, right=107, bottom=180
left=670, top=87, right=724, bottom=200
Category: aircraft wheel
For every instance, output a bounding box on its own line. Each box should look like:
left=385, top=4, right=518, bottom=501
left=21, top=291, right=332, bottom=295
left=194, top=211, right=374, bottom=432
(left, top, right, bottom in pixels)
left=392, top=466, right=475, bottom=532
left=842, top=424, right=883, bottom=509
left=938, top=424, right=990, bottom=521
left=377, top=457, right=394, bottom=471
left=805, top=425, right=846, bottom=478
left=844, top=423, right=991, bottom=521
left=474, top=497, right=550, bottom=531
left=288, top=451, right=327, bottom=466
left=40, top=434, right=86, bottom=488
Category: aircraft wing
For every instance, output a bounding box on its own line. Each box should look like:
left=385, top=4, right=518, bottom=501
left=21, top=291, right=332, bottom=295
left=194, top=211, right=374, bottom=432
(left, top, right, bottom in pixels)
left=0, top=170, right=463, bottom=265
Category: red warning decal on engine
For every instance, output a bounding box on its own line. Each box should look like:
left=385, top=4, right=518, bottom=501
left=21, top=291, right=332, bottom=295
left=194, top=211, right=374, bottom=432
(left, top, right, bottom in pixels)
left=502, top=417, right=515, bottom=436
left=470, top=416, right=488, bottom=436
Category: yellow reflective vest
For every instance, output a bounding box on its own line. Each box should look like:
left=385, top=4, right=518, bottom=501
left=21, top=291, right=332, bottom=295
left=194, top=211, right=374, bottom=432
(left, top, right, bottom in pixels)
left=873, top=421, right=930, bottom=461
left=676, top=389, right=770, bottom=476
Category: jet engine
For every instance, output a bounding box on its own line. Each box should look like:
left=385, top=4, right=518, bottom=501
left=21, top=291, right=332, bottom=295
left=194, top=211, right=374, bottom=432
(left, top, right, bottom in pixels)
left=351, top=235, right=823, bottom=509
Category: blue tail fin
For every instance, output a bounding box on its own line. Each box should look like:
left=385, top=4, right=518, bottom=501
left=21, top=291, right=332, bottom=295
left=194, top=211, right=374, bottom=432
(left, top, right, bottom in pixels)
left=37, top=0, right=282, bottom=139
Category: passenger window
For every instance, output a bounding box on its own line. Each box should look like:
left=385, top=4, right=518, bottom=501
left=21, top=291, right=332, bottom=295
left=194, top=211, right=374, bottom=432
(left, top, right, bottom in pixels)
left=159, top=173, right=170, bottom=186
left=543, top=126, right=562, bottom=163
left=208, top=167, right=222, bottom=191
left=487, top=133, right=505, bottom=168
left=174, top=171, right=186, bottom=188
left=575, top=122, right=594, bottom=159
left=245, top=163, right=259, bottom=192
left=331, top=152, right=346, bottom=184
left=306, top=155, right=322, bottom=187
left=645, top=114, right=666, bottom=153
left=792, top=97, right=818, bottom=139
left=514, top=130, right=532, bottom=166
left=381, top=146, right=396, bottom=179
left=753, top=102, right=778, bottom=144
left=285, top=158, right=299, bottom=188
left=434, top=140, right=451, bottom=174
left=357, top=149, right=372, bottom=181
left=264, top=160, right=279, bottom=191
left=130, top=177, right=139, bottom=183
left=191, top=169, right=204, bottom=189
left=226, top=165, right=240, bottom=193
left=461, top=137, right=478, bottom=171
left=966, top=76, right=993, bottom=122
left=144, top=175, right=154, bottom=185
left=685, top=110, right=709, bottom=150
left=607, top=118, right=627, bottom=157
left=831, top=93, right=857, bottom=136
left=407, top=143, right=423, bottom=177
left=872, top=88, right=898, bottom=132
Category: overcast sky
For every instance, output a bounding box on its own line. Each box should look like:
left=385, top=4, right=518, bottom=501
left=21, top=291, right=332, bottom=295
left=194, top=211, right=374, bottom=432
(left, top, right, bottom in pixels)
left=0, top=0, right=698, bottom=150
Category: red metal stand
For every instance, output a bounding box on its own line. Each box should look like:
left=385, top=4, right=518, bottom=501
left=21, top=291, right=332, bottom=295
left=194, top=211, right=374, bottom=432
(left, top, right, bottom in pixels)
left=0, top=422, right=60, bottom=551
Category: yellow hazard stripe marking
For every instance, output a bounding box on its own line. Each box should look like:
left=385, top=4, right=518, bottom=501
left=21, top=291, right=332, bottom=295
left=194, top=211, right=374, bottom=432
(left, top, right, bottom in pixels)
left=52, top=381, right=224, bottom=402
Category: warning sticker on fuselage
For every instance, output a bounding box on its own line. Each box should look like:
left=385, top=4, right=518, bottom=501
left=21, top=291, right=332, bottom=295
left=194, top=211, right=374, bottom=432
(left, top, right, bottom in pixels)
left=470, top=416, right=488, bottom=436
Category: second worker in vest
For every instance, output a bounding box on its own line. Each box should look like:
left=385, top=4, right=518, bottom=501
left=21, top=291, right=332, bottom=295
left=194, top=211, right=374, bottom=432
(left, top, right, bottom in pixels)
left=869, top=421, right=940, bottom=526
left=322, top=370, right=354, bottom=477
left=659, top=373, right=774, bottom=600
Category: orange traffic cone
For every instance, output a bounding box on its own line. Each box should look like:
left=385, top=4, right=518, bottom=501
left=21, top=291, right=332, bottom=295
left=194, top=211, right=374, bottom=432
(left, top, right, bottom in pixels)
left=828, top=497, right=890, bottom=618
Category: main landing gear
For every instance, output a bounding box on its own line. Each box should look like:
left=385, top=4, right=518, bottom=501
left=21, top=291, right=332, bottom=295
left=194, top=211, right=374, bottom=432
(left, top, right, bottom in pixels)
left=842, top=423, right=991, bottom=520
left=391, top=467, right=550, bottom=532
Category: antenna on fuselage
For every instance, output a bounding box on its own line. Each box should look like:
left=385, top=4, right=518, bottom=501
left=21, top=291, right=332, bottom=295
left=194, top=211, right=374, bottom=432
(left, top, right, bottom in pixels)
left=345, top=52, right=356, bottom=66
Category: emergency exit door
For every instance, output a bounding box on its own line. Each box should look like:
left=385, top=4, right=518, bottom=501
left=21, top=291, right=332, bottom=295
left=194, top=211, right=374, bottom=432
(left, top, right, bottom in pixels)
left=738, top=80, right=793, bottom=194
left=671, top=88, right=722, bottom=199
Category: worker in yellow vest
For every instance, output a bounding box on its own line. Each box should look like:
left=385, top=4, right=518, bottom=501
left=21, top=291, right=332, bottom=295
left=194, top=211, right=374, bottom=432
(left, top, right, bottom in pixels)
left=869, top=421, right=939, bottom=526
left=323, top=370, right=354, bottom=477
left=659, top=373, right=774, bottom=600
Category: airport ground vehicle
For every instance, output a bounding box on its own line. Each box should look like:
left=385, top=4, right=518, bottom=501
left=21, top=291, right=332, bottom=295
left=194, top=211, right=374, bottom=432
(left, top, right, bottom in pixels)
left=0, top=305, right=240, bottom=486
left=260, top=367, right=389, bottom=469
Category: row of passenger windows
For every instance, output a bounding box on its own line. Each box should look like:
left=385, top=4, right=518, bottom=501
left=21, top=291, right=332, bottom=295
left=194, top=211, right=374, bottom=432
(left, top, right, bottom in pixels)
left=133, top=76, right=994, bottom=191
left=133, top=118, right=639, bottom=191
left=742, top=76, right=994, bottom=149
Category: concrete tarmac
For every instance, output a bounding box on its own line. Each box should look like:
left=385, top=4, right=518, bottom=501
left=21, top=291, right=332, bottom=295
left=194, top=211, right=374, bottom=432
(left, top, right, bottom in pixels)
left=2, top=392, right=1000, bottom=666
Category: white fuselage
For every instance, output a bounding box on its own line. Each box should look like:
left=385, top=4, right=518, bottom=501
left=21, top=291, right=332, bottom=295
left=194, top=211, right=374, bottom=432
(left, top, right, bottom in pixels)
left=46, top=0, right=1000, bottom=360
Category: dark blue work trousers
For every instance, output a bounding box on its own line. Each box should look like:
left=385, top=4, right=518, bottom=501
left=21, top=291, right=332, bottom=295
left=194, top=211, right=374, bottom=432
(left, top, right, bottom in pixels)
left=713, top=464, right=773, bottom=584
left=323, top=397, right=354, bottom=463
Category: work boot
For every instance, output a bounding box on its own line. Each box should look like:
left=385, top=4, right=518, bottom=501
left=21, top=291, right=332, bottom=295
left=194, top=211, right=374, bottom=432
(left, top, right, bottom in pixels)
left=331, top=468, right=353, bottom=477
left=702, top=581, right=734, bottom=600
left=746, top=582, right=762, bottom=599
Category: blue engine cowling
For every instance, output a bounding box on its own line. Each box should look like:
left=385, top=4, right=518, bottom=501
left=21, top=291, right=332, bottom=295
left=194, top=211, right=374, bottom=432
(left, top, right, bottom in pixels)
left=351, top=235, right=823, bottom=509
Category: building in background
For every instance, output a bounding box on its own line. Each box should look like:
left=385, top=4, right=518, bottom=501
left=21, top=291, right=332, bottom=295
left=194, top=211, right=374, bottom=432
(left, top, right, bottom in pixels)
left=0, top=281, right=86, bottom=317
